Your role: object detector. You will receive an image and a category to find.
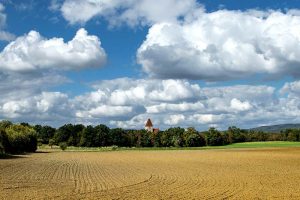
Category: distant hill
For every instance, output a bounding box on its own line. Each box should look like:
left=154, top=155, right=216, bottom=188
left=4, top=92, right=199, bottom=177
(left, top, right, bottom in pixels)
left=250, top=124, right=300, bottom=133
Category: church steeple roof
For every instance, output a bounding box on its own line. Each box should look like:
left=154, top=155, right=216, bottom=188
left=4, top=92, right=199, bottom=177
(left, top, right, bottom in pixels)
left=145, top=118, right=153, bottom=127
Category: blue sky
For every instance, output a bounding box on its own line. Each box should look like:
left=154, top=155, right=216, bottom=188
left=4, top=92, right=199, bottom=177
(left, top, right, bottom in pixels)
left=1, top=0, right=300, bottom=130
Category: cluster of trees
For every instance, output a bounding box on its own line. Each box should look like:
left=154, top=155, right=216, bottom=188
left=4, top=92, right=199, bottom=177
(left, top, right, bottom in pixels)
left=281, top=129, right=300, bottom=141
left=39, top=124, right=206, bottom=148
left=35, top=124, right=300, bottom=148
left=2, top=120, right=300, bottom=155
left=0, top=121, right=37, bottom=154
left=206, top=126, right=300, bottom=145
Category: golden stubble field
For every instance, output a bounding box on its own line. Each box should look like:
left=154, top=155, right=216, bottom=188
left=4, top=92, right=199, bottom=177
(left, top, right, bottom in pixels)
left=1, top=148, right=300, bottom=200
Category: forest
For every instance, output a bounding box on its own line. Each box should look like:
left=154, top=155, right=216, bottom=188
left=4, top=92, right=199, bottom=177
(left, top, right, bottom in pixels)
left=1, top=120, right=300, bottom=154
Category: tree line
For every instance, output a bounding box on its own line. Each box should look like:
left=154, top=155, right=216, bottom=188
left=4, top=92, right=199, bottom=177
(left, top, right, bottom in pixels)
left=1, top=120, right=300, bottom=155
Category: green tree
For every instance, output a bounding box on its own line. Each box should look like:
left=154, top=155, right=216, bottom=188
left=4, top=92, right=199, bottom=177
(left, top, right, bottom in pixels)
left=186, top=134, right=206, bottom=147
left=161, top=127, right=185, bottom=147
left=110, top=128, right=127, bottom=146
left=205, top=127, right=225, bottom=146
left=79, top=125, right=95, bottom=147
left=34, top=125, right=56, bottom=144
left=94, top=124, right=110, bottom=146
left=54, top=124, right=84, bottom=146
left=73, top=124, right=85, bottom=146
left=0, top=120, right=12, bottom=129
left=20, top=122, right=30, bottom=127
left=140, top=130, right=152, bottom=147
left=0, top=129, right=9, bottom=154
left=54, top=124, right=73, bottom=144
left=184, top=127, right=206, bottom=147
left=286, top=129, right=300, bottom=141
left=125, top=130, right=137, bottom=147
left=150, top=131, right=161, bottom=147
left=0, top=142, right=4, bottom=154
left=227, top=126, right=246, bottom=144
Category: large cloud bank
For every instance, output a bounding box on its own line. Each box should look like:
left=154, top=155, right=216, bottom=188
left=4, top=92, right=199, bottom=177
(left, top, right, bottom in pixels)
left=1, top=78, right=300, bottom=130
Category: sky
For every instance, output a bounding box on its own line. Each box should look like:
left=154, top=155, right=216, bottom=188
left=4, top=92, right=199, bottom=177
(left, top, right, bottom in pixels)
left=1, top=0, right=300, bottom=130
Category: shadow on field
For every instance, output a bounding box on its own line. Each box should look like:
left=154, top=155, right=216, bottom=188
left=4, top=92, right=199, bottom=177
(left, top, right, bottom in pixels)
left=0, top=154, right=25, bottom=159
left=35, top=151, right=51, bottom=154
left=0, top=151, right=51, bottom=159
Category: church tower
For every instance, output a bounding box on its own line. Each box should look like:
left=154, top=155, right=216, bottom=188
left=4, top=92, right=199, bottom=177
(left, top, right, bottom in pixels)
left=145, top=118, right=153, bottom=132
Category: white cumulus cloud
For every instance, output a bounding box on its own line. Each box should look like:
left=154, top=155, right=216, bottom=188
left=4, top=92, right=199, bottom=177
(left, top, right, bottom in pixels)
left=165, top=114, right=185, bottom=126
left=60, top=0, right=199, bottom=26
left=0, top=28, right=106, bottom=72
left=280, top=81, right=300, bottom=97
left=138, top=9, right=300, bottom=81
left=230, top=98, right=253, bottom=112
left=76, top=105, right=136, bottom=119
left=0, top=92, right=71, bottom=122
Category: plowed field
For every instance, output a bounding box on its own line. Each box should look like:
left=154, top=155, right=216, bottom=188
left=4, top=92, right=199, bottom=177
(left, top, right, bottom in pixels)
left=1, top=148, right=300, bottom=199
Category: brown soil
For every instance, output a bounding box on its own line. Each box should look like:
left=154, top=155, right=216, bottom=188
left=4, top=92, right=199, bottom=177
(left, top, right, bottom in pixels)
left=1, top=148, right=300, bottom=199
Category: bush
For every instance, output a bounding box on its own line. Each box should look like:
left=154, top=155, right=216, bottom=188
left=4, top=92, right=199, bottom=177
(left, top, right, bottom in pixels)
left=37, top=139, right=43, bottom=147
left=59, top=142, right=68, bottom=151
left=5, top=125, right=37, bottom=154
left=48, top=139, right=55, bottom=148
left=111, top=145, right=118, bottom=151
